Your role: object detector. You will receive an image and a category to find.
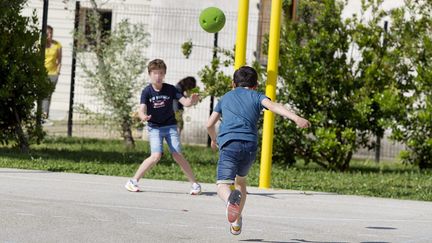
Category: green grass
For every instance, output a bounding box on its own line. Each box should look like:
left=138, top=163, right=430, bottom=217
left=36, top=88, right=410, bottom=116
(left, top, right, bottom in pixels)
left=1, top=136, right=431, bottom=201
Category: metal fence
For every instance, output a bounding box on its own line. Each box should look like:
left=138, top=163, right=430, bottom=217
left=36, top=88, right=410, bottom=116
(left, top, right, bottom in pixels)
left=354, top=141, right=405, bottom=162
left=43, top=3, right=259, bottom=146
left=39, top=2, right=404, bottom=161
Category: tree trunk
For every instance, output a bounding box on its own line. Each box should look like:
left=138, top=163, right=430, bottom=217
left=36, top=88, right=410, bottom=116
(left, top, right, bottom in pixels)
left=341, top=151, right=353, bottom=172
left=122, top=118, right=135, bottom=149
left=13, top=108, right=29, bottom=153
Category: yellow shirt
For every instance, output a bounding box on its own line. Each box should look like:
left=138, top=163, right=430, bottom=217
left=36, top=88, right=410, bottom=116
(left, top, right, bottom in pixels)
left=45, top=40, right=62, bottom=75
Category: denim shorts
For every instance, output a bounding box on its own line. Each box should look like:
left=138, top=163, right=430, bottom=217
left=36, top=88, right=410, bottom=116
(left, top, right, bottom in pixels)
left=216, top=140, right=257, bottom=184
left=147, top=125, right=181, bottom=153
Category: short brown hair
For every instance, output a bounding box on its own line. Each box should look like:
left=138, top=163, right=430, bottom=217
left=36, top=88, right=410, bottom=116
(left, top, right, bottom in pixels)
left=147, top=59, right=167, bottom=74
left=233, top=66, right=258, bottom=88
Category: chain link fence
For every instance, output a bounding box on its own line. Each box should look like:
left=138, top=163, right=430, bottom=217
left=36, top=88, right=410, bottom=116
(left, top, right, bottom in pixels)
left=43, top=3, right=259, bottom=146
left=38, top=2, right=404, bottom=161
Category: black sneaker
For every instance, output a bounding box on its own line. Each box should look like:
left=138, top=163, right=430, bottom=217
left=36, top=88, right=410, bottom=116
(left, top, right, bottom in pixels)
left=226, top=189, right=242, bottom=223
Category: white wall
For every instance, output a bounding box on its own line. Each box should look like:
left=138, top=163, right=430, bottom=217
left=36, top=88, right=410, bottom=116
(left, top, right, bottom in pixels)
left=23, top=0, right=260, bottom=142
left=24, top=0, right=154, bottom=121
left=22, top=0, right=406, bottom=144
left=24, top=0, right=258, bottom=115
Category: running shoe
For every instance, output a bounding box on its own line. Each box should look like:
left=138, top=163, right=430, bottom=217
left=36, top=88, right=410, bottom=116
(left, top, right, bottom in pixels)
left=125, top=179, right=140, bottom=192
left=190, top=182, right=202, bottom=195
left=226, top=189, right=242, bottom=223
left=230, top=216, right=242, bottom=235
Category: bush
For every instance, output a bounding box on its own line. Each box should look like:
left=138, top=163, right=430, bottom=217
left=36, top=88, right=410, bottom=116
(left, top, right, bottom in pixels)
left=0, top=0, right=51, bottom=152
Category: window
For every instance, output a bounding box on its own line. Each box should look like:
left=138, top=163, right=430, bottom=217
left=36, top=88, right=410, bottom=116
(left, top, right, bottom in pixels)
left=256, top=0, right=299, bottom=65
left=77, top=7, right=112, bottom=50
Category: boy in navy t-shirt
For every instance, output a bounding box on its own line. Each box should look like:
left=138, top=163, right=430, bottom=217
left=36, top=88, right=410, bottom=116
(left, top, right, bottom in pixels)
left=125, top=59, right=202, bottom=195
left=207, top=66, right=311, bottom=235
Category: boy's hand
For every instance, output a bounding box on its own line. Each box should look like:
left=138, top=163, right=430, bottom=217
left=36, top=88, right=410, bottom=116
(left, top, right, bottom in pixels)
left=294, top=117, right=311, bottom=128
left=210, top=140, right=218, bottom=151
left=140, top=114, right=152, bottom=122
left=190, top=93, right=200, bottom=105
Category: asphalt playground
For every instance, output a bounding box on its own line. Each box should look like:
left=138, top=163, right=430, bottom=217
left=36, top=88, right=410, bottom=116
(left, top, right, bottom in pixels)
left=1, top=168, right=431, bottom=243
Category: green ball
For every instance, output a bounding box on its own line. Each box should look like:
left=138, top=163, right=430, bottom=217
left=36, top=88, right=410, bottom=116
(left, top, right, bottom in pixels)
left=199, top=7, right=226, bottom=33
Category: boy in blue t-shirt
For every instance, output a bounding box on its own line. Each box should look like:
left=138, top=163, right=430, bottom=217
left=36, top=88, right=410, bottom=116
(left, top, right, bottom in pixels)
left=207, top=66, right=311, bottom=235
left=125, top=59, right=202, bottom=195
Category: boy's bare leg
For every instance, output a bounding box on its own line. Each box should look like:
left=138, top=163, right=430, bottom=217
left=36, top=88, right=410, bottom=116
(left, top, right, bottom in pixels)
left=171, top=152, right=197, bottom=183
left=217, top=183, right=232, bottom=202
left=133, top=153, right=162, bottom=180
left=234, top=176, right=247, bottom=218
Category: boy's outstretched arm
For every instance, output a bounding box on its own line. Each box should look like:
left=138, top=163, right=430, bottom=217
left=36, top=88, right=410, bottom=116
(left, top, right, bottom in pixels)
left=206, top=111, right=221, bottom=151
left=179, top=93, right=200, bottom=107
left=261, top=99, right=311, bottom=128
left=138, top=104, right=151, bottom=122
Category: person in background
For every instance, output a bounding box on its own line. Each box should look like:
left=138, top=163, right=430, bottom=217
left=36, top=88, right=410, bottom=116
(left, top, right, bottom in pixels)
left=42, top=25, right=62, bottom=122
left=173, top=76, right=197, bottom=136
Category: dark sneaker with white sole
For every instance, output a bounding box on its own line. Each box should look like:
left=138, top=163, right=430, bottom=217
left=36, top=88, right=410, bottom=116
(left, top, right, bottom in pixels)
left=226, top=189, right=242, bottom=223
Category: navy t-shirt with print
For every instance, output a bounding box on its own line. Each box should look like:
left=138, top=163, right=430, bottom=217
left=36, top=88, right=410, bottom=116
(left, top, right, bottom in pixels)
left=140, top=83, right=183, bottom=127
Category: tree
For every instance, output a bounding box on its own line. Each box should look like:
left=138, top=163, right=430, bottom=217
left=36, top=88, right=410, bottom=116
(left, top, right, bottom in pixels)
left=76, top=1, right=149, bottom=148
left=181, top=41, right=266, bottom=98
left=0, top=0, right=51, bottom=152
left=272, top=0, right=404, bottom=170
left=388, top=0, right=432, bottom=169
left=182, top=40, right=232, bottom=98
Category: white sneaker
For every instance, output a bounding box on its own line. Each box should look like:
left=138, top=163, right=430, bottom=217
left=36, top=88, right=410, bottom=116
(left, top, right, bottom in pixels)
left=190, top=182, right=201, bottom=195
left=125, top=179, right=140, bottom=192
left=230, top=216, right=242, bottom=235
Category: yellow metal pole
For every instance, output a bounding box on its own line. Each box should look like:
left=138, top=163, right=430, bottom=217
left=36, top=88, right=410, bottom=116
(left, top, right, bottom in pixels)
left=231, top=0, right=249, bottom=191
left=234, top=0, right=249, bottom=69
left=259, top=0, right=283, bottom=189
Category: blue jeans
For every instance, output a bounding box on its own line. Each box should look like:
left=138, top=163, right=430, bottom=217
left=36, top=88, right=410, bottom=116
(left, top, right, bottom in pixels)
left=216, top=140, right=257, bottom=184
left=148, top=125, right=181, bottom=153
